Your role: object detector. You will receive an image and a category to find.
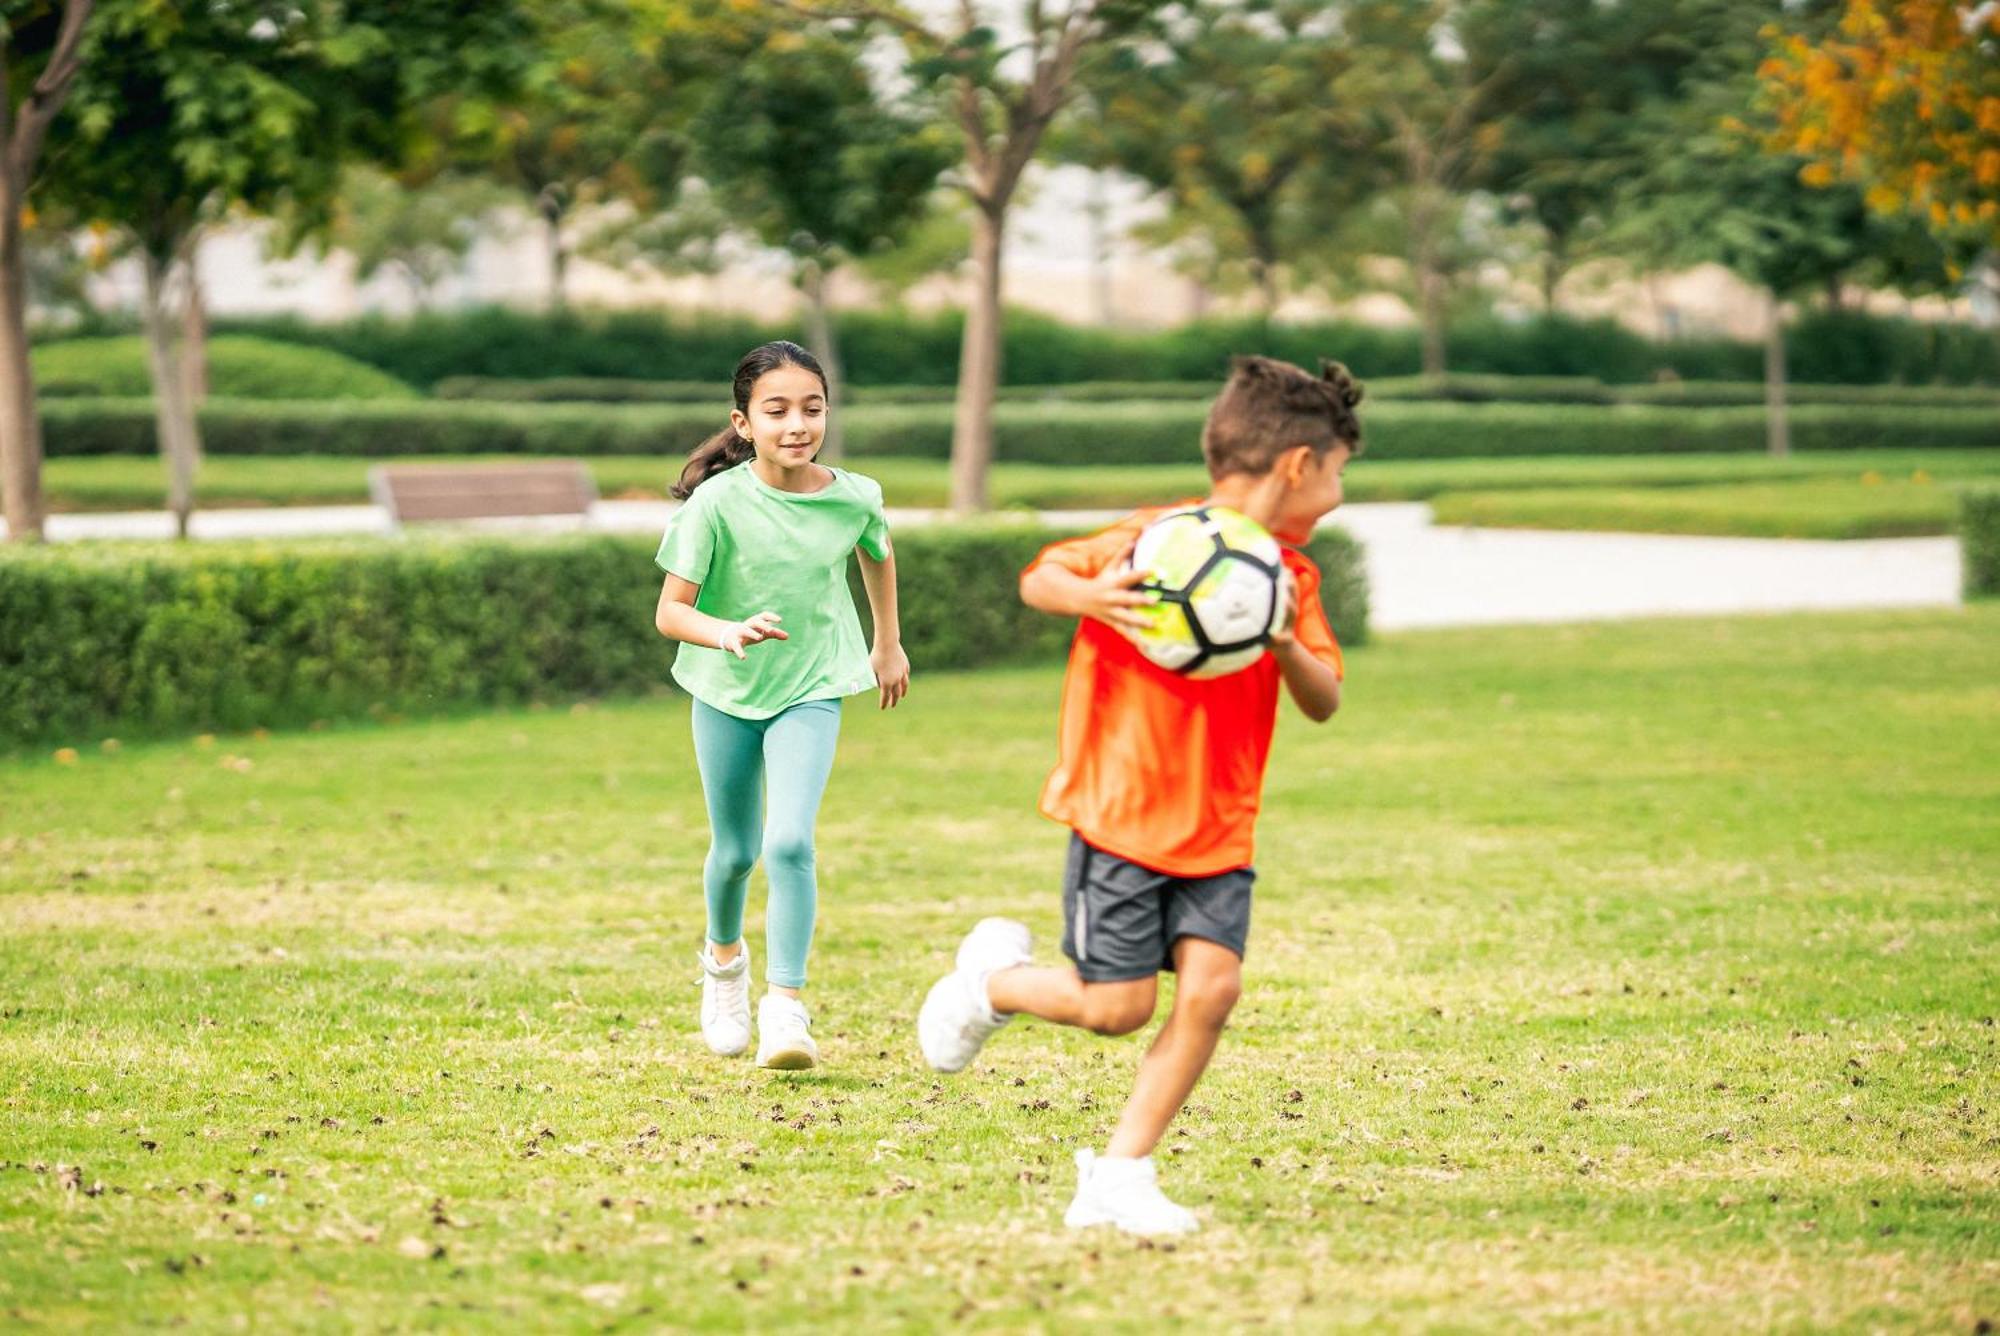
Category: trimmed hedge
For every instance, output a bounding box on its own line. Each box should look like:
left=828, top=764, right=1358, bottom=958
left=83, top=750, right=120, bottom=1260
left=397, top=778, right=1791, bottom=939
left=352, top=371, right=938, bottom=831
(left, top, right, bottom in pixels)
left=0, top=525, right=1367, bottom=745
left=213, top=305, right=2000, bottom=389
left=1962, top=490, right=2000, bottom=598
left=41, top=398, right=722, bottom=459
left=1617, top=381, right=2000, bottom=409
left=39, top=396, right=2000, bottom=464
left=34, top=335, right=419, bottom=400
left=433, top=376, right=724, bottom=403
left=433, top=376, right=1226, bottom=405
left=435, top=372, right=2000, bottom=411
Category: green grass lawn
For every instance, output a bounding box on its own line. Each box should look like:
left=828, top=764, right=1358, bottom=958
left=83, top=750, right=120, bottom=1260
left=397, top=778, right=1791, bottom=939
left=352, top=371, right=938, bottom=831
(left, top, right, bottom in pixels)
left=39, top=449, right=2000, bottom=528
left=1430, top=476, right=1975, bottom=539
left=3, top=610, right=1996, bottom=1330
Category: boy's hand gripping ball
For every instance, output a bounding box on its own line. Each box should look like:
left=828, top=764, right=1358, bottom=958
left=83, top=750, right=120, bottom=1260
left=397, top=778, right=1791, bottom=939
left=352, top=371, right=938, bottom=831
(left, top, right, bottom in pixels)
left=1123, top=505, right=1293, bottom=679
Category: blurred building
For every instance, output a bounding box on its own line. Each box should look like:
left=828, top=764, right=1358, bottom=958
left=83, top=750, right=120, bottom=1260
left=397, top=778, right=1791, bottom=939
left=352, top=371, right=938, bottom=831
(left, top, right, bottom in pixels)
left=81, top=161, right=1982, bottom=339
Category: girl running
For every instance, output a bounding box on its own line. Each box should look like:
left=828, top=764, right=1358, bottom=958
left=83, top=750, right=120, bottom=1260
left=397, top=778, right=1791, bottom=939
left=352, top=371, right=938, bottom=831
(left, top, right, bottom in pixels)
left=654, top=340, right=909, bottom=1069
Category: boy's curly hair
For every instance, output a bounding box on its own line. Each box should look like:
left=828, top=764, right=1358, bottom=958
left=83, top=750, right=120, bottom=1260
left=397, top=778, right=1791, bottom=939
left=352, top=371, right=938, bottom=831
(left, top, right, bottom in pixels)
left=1201, top=355, right=1365, bottom=480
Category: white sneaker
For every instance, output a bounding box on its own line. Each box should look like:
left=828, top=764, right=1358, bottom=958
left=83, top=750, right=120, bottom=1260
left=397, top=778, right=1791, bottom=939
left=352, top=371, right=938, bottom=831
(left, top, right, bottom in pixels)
left=1063, top=1150, right=1199, bottom=1236
left=697, top=942, right=751, bottom=1056
left=917, top=917, right=1033, bottom=1073
left=756, top=993, right=818, bottom=1070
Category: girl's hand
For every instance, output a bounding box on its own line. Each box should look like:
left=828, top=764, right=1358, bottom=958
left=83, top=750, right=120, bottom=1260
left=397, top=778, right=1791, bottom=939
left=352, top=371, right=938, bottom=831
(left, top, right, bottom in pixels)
left=716, top=611, right=788, bottom=660
left=872, top=640, right=910, bottom=710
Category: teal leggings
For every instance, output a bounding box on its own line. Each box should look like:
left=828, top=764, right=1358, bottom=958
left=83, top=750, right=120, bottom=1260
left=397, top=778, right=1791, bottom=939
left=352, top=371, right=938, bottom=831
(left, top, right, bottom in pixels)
left=690, top=696, right=842, bottom=989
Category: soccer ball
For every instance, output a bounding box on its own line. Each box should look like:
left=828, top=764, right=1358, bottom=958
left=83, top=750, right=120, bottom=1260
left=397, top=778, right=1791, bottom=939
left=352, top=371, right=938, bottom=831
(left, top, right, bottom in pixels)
left=1124, top=505, right=1291, bottom=679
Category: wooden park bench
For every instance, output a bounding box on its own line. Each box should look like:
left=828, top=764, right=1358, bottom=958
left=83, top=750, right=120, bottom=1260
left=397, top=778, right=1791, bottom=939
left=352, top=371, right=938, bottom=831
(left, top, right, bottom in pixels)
left=368, top=460, right=598, bottom=530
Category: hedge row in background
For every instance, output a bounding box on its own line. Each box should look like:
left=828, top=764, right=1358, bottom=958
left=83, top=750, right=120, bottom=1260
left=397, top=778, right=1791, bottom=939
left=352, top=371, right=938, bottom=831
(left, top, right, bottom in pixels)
left=0, top=526, right=1368, bottom=745
left=41, top=397, right=2000, bottom=465
left=1963, top=489, right=2000, bottom=597
left=189, top=306, right=2000, bottom=388
left=34, top=336, right=419, bottom=401
left=432, top=372, right=2000, bottom=410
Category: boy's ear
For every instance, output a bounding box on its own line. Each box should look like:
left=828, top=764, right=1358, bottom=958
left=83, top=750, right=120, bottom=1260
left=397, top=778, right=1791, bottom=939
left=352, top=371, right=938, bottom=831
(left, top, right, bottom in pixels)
left=1280, top=444, right=1315, bottom=484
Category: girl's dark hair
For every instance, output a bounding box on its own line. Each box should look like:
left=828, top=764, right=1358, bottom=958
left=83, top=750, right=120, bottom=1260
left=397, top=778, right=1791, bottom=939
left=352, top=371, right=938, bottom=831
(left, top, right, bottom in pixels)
left=671, top=340, right=829, bottom=499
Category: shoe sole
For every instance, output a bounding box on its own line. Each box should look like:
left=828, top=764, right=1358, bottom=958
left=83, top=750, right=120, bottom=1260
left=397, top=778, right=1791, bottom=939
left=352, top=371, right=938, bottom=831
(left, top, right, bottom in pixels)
left=758, top=1047, right=816, bottom=1071
left=1063, top=1206, right=1197, bottom=1236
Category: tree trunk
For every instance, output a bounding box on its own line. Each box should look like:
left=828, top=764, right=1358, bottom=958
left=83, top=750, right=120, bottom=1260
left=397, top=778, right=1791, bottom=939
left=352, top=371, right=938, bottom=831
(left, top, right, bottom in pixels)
left=949, top=205, right=1005, bottom=515
left=1417, top=257, right=1448, bottom=377
left=399, top=261, right=431, bottom=312
left=182, top=244, right=209, bottom=403
left=1763, top=288, right=1790, bottom=459
left=142, top=249, right=203, bottom=539
left=1824, top=274, right=1844, bottom=312
left=800, top=258, right=843, bottom=463
left=0, top=202, right=46, bottom=543
left=539, top=189, right=568, bottom=313
left=0, top=0, right=93, bottom=543
left=1540, top=232, right=1569, bottom=314
left=1087, top=171, right=1113, bottom=326
left=1250, top=244, right=1278, bottom=324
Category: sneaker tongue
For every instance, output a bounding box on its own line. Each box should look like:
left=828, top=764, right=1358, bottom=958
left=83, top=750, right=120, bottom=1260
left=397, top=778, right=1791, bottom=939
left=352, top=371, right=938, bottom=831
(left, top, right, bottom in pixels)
left=764, top=996, right=807, bottom=1024
left=1093, top=1155, right=1155, bottom=1184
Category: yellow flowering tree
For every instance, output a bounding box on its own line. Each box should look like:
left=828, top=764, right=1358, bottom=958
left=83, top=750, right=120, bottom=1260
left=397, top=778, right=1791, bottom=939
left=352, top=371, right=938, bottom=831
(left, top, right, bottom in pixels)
left=1761, top=0, right=2000, bottom=245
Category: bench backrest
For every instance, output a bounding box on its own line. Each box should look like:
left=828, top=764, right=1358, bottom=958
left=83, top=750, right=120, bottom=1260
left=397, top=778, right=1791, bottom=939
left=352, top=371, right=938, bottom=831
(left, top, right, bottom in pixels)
left=369, top=461, right=598, bottom=525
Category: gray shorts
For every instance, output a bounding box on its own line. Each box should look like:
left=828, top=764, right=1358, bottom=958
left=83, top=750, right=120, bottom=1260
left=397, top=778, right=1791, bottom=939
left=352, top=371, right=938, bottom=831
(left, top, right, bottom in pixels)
left=1060, top=833, right=1254, bottom=983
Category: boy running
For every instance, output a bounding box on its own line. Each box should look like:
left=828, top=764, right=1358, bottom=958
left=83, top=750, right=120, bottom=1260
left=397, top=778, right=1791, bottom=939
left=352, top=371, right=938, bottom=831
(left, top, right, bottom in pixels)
left=917, top=355, right=1361, bottom=1235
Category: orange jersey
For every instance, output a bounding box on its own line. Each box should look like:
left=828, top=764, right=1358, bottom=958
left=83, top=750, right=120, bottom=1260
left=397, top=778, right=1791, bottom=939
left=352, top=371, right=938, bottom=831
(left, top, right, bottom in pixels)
left=1026, top=504, right=1344, bottom=878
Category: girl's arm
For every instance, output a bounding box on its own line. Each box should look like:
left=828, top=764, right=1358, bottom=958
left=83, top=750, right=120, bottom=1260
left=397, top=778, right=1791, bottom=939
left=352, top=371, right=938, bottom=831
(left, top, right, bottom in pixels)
left=856, top=539, right=910, bottom=709
left=655, top=575, right=788, bottom=659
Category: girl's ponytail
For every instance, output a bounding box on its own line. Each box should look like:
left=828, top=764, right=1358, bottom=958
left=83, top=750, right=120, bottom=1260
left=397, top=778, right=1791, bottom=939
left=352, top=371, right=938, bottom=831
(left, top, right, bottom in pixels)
left=670, top=339, right=829, bottom=500
left=671, top=426, right=756, bottom=500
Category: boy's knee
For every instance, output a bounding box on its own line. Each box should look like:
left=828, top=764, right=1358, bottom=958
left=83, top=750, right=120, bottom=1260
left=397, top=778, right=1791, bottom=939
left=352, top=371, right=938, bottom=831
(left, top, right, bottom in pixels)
left=1080, top=985, right=1155, bottom=1036
left=1177, top=967, right=1242, bottom=1028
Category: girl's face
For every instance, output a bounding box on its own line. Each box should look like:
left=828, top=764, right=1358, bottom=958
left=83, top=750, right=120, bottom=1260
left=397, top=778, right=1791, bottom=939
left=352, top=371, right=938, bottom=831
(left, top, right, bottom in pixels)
left=732, top=364, right=827, bottom=470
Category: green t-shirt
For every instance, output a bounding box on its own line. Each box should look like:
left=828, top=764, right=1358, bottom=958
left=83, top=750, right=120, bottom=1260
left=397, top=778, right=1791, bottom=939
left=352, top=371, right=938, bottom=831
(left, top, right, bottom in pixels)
left=655, top=462, right=890, bottom=719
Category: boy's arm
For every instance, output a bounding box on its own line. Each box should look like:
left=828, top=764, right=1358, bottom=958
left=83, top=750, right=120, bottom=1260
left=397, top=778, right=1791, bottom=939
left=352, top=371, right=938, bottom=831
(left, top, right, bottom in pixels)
left=1270, top=635, right=1340, bottom=722
left=1271, top=559, right=1342, bottom=722
left=1020, top=558, right=1154, bottom=632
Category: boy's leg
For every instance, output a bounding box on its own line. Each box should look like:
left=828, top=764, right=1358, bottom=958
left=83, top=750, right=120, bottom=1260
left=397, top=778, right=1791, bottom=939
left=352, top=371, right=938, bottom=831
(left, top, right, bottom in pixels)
left=1103, top=936, right=1242, bottom=1158
left=757, top=699, right=841, bottom=995
left=987, top=967, right=1155, bottom=1036
left=689, top=699, right=766, bottom=957
left=1058, top=936, right=1240, bottom=1236
left=919, top=836, right=1164, bottom=1071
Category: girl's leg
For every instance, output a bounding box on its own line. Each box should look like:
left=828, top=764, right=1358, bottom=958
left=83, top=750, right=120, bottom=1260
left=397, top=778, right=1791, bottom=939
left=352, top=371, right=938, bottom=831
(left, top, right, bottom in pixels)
left=689, top=698, right=767, bottom=957
left=758, top=698, right=843, bottom=993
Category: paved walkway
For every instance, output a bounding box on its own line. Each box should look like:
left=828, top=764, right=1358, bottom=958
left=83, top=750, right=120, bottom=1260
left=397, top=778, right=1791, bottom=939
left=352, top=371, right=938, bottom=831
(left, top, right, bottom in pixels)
left=9, top=500, right=1963, bottom=632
